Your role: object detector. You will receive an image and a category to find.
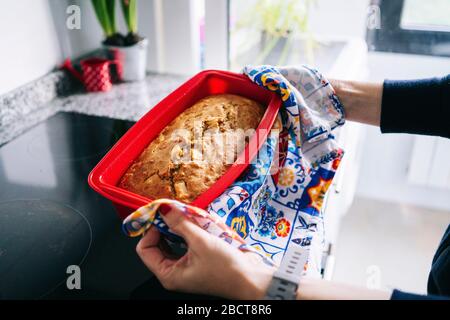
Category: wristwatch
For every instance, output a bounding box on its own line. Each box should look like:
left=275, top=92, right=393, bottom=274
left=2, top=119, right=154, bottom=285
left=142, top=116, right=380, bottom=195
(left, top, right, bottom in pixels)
left=264, top=245, right=309, bottom=300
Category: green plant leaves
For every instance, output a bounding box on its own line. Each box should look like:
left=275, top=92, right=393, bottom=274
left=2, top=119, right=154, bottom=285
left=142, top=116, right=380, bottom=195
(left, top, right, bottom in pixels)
left=106, top=0, right=117, bottom=34
left=237, top=0, right=315, bottom=37
left=91, top=0, right=117, bottom=37
left=120, top=0, right=138, bottom=34
left=92, top=0, right=140, bottom=43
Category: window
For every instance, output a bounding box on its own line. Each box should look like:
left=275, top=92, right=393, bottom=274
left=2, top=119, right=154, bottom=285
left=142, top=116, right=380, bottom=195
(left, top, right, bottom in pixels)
left=228, top=0, right=317, bottom=71
left=401, top=0, right=450, bottom=31
left=366, top=0, right=450, bottom=57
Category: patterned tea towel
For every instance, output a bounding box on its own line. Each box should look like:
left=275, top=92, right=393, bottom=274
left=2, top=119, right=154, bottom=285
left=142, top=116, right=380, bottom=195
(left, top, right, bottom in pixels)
left=123, top=65, right=345, bottom=276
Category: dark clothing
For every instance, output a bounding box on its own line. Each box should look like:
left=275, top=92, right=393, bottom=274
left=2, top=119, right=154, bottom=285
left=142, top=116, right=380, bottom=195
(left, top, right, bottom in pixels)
left=428, top=225, right=450, bottom=296
left=380, top=74, right=450, bottom=300
left=391, top=289, right=449, bottom=300
left=381, top=75, right=450, bottom=138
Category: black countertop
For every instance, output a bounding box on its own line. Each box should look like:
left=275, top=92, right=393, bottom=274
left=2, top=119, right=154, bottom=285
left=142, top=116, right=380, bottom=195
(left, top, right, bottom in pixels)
left=0, top=112, right=150, bottom=299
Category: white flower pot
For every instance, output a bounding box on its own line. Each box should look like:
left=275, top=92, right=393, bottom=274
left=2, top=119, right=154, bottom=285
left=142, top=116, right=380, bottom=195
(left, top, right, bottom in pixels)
left=104, top=38, right=148, bottom=82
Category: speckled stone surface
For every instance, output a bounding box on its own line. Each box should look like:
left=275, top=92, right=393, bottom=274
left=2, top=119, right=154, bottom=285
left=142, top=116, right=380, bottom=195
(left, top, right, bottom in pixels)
left=0, top=71, right=186, bottom=146
left=0, top=71, right=75, bottom=127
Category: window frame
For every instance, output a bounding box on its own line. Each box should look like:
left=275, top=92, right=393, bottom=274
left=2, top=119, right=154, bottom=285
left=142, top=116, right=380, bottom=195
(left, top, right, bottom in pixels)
left=366, top=0, right=450, bottom=57
left=204, top=0, right=229, bottom=69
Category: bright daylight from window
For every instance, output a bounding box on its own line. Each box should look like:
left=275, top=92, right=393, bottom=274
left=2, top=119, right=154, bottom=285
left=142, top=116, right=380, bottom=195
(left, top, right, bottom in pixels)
left=401, top=0, right=450, bottom=30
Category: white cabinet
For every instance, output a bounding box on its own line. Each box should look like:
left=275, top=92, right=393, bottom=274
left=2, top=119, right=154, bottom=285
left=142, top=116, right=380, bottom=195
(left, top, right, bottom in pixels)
left=408, top=136, right=450, bottom=189
left=322, top=38, right=368, bottom=244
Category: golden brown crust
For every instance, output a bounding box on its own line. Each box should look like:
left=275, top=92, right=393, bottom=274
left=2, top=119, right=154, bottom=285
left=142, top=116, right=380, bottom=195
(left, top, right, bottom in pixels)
left=119, top=94, right=265, bottom=203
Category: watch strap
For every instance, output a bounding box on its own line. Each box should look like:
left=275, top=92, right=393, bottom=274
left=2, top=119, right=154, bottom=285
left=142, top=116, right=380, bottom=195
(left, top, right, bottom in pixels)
left=264, top=244, right=309, bottom=300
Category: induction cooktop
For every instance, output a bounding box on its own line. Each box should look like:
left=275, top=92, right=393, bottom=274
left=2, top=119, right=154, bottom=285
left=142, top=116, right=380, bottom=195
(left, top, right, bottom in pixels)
left=0, top=112, right=154, bottom=299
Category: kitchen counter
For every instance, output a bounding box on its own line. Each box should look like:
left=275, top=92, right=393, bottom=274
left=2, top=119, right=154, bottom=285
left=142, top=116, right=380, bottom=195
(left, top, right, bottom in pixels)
left=0, top=71, right=186, bottom=146
left=0, top=71, right=186, bottom=298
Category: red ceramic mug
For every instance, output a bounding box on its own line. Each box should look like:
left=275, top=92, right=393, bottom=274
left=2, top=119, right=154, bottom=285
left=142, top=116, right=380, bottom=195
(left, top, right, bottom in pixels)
left=63, top=58, right=119, bottom=92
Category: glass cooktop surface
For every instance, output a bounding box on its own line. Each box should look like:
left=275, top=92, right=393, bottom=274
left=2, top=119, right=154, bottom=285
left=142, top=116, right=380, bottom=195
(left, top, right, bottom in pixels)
left=0, top=112, right=153, bottom=299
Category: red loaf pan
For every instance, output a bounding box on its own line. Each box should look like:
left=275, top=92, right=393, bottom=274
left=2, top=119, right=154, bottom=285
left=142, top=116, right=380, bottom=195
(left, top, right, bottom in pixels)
left=88, top=70, right=282, bottom=219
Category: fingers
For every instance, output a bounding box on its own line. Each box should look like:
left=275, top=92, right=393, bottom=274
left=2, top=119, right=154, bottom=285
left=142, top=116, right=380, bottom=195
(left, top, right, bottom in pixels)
left=159, top=203, right=211, bottom=247
left=138, top=224, right=161, bottom=248
left=136, top=227, right=176, bottom=278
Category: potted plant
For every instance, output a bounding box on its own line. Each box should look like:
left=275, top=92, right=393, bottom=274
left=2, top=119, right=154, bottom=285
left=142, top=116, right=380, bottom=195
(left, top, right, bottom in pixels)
left=232, top=0, right=315, bottom=66
left=91, top=0, right=148, bottom=81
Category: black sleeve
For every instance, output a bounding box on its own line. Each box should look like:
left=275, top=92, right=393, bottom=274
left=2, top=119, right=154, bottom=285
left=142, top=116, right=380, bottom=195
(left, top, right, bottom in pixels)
left=428, top=225, right=450, bottom=296
left=380, top=74, right=450, bottom=138
left=390, top=289, right=449, bottom=300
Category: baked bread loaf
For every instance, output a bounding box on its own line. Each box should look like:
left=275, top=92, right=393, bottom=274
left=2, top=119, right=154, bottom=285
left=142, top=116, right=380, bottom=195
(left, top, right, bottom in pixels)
left=119, top=94, right=265, bottom=203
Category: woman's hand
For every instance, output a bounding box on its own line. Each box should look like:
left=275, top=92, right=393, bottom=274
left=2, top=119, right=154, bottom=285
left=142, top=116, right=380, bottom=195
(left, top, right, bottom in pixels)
left=136, top=204, right=275, bottom=299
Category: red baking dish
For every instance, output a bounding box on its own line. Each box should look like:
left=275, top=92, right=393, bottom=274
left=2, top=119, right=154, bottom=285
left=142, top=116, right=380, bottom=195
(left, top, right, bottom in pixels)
left=88, top=70, right=282, bottom=219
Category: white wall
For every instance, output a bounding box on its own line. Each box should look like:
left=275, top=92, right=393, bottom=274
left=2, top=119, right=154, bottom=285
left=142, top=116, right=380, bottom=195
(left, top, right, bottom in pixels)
left=51, top=0, right=159, bottom=71
left=158, top=0, right=202, bottom=74
left=53, top=0, right=201, bottom=75
left=55, top=0, right=104, bottom=58
left=0, top=0, right=62, bottom=95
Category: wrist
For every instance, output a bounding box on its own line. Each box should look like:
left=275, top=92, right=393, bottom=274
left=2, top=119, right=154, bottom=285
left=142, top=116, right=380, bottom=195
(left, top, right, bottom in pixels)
left=329, top=79, right=383, bottom=127
left=296, top=278, right=392, bottom=300
left=234, top=261, right=275, bottom=300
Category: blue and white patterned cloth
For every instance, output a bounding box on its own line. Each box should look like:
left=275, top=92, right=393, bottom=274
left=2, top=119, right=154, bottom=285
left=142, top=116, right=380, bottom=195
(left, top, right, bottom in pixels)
left=124, top=65, right=345, bottom=276
left=206, top=65, right=345, bottom=275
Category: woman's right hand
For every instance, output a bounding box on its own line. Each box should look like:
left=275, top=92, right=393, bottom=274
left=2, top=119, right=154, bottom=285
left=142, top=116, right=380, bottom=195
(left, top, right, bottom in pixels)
left=136, top=203, right=275, bottom=299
